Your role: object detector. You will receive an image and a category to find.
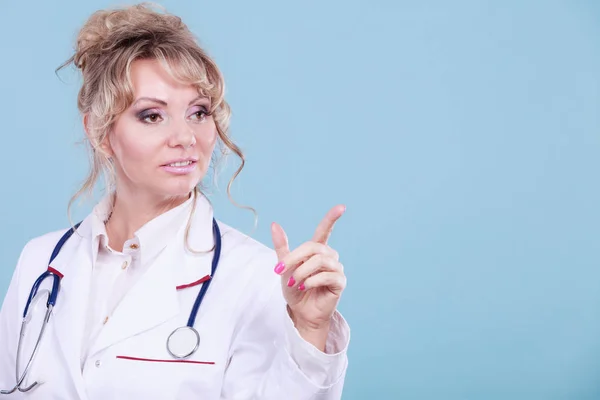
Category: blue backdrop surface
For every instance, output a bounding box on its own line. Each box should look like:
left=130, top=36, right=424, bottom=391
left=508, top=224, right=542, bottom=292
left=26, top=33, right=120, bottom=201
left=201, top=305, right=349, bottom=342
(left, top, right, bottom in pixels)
left=1, top=1, right=599, bottom=398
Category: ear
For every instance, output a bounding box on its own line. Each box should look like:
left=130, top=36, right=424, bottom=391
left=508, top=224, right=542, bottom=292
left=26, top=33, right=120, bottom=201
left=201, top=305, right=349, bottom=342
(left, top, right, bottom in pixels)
left=83, top=113, right=113, bottom=157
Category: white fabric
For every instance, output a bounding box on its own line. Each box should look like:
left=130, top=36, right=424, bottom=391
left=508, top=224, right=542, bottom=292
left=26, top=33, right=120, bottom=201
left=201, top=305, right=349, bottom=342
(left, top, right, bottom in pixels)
left=81, top=194, right=195, bottom=367
left=0, top=192, right=350, bottom=399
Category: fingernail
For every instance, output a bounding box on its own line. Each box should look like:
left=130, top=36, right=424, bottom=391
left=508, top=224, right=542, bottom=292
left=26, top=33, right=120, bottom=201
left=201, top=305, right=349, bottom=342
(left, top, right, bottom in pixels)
left=274, top=262, right=285, bottom=274
left=287, top=276, right=295, bottom=287
left=298, top=283, right=305, bottom=291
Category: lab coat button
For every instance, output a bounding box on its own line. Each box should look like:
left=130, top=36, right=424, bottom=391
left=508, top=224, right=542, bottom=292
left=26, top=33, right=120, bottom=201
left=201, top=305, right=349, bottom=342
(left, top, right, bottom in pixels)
left=95, top=360, right=101, bottom=368
left=121, top=261, right=128, bottom=270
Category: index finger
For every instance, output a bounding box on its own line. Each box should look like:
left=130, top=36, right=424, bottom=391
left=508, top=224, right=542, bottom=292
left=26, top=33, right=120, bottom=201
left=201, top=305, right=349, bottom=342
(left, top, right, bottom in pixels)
left=312, top=204, right=346, bottom=244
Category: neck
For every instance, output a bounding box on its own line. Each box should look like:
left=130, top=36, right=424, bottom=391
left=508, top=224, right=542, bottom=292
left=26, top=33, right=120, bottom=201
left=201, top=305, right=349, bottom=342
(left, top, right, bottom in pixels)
left=105, top=188, right=193, bottom=252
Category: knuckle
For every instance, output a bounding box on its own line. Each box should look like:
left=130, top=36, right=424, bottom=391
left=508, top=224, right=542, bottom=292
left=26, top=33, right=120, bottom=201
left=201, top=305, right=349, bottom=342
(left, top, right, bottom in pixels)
left=316, top=253, right=328, bottom=265
left=321, top=254, right=338, bottom=270
left=315, top=243, right=328, bottom=254
left=300, top=241, right=313, bottom=253
left=321, top=255, right=336, bottom=271
left=325, top=255, right=337, bottom=269
left=331, top=248, right=339, bottom=261
left=298, top=241, right=314, bottom=253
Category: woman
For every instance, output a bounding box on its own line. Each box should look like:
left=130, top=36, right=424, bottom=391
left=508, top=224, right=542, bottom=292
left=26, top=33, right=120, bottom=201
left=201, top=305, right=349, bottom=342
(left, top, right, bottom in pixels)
left=0, top=3, right=349, bottom=399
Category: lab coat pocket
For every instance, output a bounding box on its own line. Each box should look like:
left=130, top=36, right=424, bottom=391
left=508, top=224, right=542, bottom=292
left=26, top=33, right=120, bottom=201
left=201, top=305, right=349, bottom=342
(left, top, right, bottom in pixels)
left=111, top=350, right=221, bottom=399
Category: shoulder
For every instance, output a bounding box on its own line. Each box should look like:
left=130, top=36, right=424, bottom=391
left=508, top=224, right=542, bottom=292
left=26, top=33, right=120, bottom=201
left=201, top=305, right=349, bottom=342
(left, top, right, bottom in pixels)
left=3, top=228, right=72, bottom=303
left=215, top=220, right=279, bottom=281
left=14, top=226, right=79, bottom=280
left=19, top=228, right=71, bottom=262
left=217, top=220, right=278, bottom=265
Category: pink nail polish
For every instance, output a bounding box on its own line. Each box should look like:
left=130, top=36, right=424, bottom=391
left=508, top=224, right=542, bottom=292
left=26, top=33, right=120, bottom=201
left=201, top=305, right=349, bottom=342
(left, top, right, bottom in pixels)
left=287, top=276, right=295, bottom=287
left=274, top=262, right=285, bottom=274
left=298, top=283, right=305, bottom=291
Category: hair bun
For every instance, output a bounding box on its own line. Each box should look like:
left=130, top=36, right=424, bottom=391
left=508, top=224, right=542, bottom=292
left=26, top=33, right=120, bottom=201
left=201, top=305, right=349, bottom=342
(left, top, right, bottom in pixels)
left=73, top=10, right=110, bottom=71
left=72, top=2, right=184, bottom=72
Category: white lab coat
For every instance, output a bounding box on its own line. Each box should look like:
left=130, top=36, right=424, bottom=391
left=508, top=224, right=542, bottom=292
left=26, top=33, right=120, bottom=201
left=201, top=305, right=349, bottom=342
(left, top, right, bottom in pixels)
left=0, top=195, right=349, bottom=399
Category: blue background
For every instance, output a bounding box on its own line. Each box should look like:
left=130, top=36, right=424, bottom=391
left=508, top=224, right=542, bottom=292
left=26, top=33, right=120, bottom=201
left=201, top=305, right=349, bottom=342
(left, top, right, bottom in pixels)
left=1, top=0, right=599, bottom=398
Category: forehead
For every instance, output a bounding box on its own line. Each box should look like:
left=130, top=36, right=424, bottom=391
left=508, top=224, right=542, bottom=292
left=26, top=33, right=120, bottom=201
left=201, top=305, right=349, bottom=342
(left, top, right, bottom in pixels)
left=129, top=58, right=199, bottom=101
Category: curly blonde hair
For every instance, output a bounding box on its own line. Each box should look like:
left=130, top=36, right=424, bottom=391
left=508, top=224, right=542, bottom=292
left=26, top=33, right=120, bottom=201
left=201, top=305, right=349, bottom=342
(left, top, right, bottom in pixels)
left=57, top=2, right=251, bottom=223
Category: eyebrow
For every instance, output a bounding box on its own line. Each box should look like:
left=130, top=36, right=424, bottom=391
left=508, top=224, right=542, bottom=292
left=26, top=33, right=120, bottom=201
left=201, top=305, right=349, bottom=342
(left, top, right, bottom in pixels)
left=132, top=95, right=208, bottom=107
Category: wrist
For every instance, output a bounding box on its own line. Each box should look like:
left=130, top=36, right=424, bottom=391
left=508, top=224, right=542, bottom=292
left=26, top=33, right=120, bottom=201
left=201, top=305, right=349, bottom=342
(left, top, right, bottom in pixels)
left=287, top=305, right=331, bottom=352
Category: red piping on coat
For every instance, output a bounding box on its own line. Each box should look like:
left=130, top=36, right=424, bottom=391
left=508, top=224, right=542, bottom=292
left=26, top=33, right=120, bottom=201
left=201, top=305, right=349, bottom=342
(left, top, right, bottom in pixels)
left=116, top=356, right=215, bottom=365
left=176, top=275, right=211, bottom=290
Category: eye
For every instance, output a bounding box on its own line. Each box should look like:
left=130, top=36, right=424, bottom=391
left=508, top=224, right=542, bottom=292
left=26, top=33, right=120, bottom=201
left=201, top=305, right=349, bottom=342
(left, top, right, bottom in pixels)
left=144, top=114, right=161, bottom=124
left=138, top=110, right=163, bottom=124
left=189, top=106, right=210, bottom=122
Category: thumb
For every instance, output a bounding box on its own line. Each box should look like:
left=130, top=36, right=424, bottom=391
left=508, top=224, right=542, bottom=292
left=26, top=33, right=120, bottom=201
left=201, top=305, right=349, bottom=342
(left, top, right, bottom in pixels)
left=271, top=222, right=290, bottom=260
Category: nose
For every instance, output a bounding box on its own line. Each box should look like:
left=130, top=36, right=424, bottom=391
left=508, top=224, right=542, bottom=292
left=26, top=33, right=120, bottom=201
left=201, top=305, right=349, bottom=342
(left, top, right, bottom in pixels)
left=168, top=122, right=196, bottom=149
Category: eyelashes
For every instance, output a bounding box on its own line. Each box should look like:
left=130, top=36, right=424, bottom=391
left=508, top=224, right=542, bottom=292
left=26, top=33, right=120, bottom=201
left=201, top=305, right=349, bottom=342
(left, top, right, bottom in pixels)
left=136, top=105, right=211, bottom=125
left=190, top=106, right=211, bottom=122
left=138, top=111, right=162, bottom=124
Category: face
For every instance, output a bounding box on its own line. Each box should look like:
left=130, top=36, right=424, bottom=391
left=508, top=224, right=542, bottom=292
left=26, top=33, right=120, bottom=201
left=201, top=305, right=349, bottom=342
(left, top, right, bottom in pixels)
left=95, top=58, right=218, bottom=200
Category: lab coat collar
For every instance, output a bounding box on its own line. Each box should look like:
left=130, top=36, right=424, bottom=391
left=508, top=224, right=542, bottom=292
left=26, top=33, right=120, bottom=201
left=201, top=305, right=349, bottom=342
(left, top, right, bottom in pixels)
left=89, top=191, right=196, bottom=267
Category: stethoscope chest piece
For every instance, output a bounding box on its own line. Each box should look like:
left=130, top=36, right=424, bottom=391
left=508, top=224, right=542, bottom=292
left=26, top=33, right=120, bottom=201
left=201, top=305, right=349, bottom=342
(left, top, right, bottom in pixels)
left=166, top=326, right=200, bottom=359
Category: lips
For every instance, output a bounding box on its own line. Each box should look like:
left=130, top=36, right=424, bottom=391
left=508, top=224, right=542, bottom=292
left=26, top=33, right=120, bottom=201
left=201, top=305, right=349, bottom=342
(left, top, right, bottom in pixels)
left=161, top=158, right=197, bottom=167
left=164, top=160, right=194, bottom=167
left=160, top=158, right=198, bottom=175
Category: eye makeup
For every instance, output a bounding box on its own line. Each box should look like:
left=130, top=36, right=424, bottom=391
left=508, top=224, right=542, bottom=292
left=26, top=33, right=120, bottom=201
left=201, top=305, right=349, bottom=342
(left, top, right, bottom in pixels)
left=132, top=99, right=212, bottom=125
left=136, top=108, right=165, bottom=124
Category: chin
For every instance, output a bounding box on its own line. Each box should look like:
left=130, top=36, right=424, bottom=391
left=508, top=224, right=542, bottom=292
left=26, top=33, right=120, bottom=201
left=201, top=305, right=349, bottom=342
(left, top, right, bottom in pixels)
left=158, top=178, right=201, bottom=198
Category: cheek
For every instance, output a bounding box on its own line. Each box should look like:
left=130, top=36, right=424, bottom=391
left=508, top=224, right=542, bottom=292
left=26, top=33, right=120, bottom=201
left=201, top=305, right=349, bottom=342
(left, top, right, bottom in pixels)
left=118, top=139, right=152, bottom=163
left=111, top=131, right=159, bottom=171
left=196, top=124, right=218, bottom=158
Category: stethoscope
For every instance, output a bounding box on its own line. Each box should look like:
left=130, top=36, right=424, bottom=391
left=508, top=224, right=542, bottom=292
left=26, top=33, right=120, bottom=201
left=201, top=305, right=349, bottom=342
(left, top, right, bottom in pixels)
left=1, top=217, right=221, bottom=395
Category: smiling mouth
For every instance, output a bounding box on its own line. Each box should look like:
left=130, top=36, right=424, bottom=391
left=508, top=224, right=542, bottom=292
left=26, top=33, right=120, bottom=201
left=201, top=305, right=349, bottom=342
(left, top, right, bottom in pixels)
left=163, top=160, right=195, bottom=167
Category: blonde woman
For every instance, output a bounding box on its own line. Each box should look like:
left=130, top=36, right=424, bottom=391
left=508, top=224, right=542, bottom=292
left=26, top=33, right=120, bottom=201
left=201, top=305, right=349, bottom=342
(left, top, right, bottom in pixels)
left=0, top=3, right=349, bottom=399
